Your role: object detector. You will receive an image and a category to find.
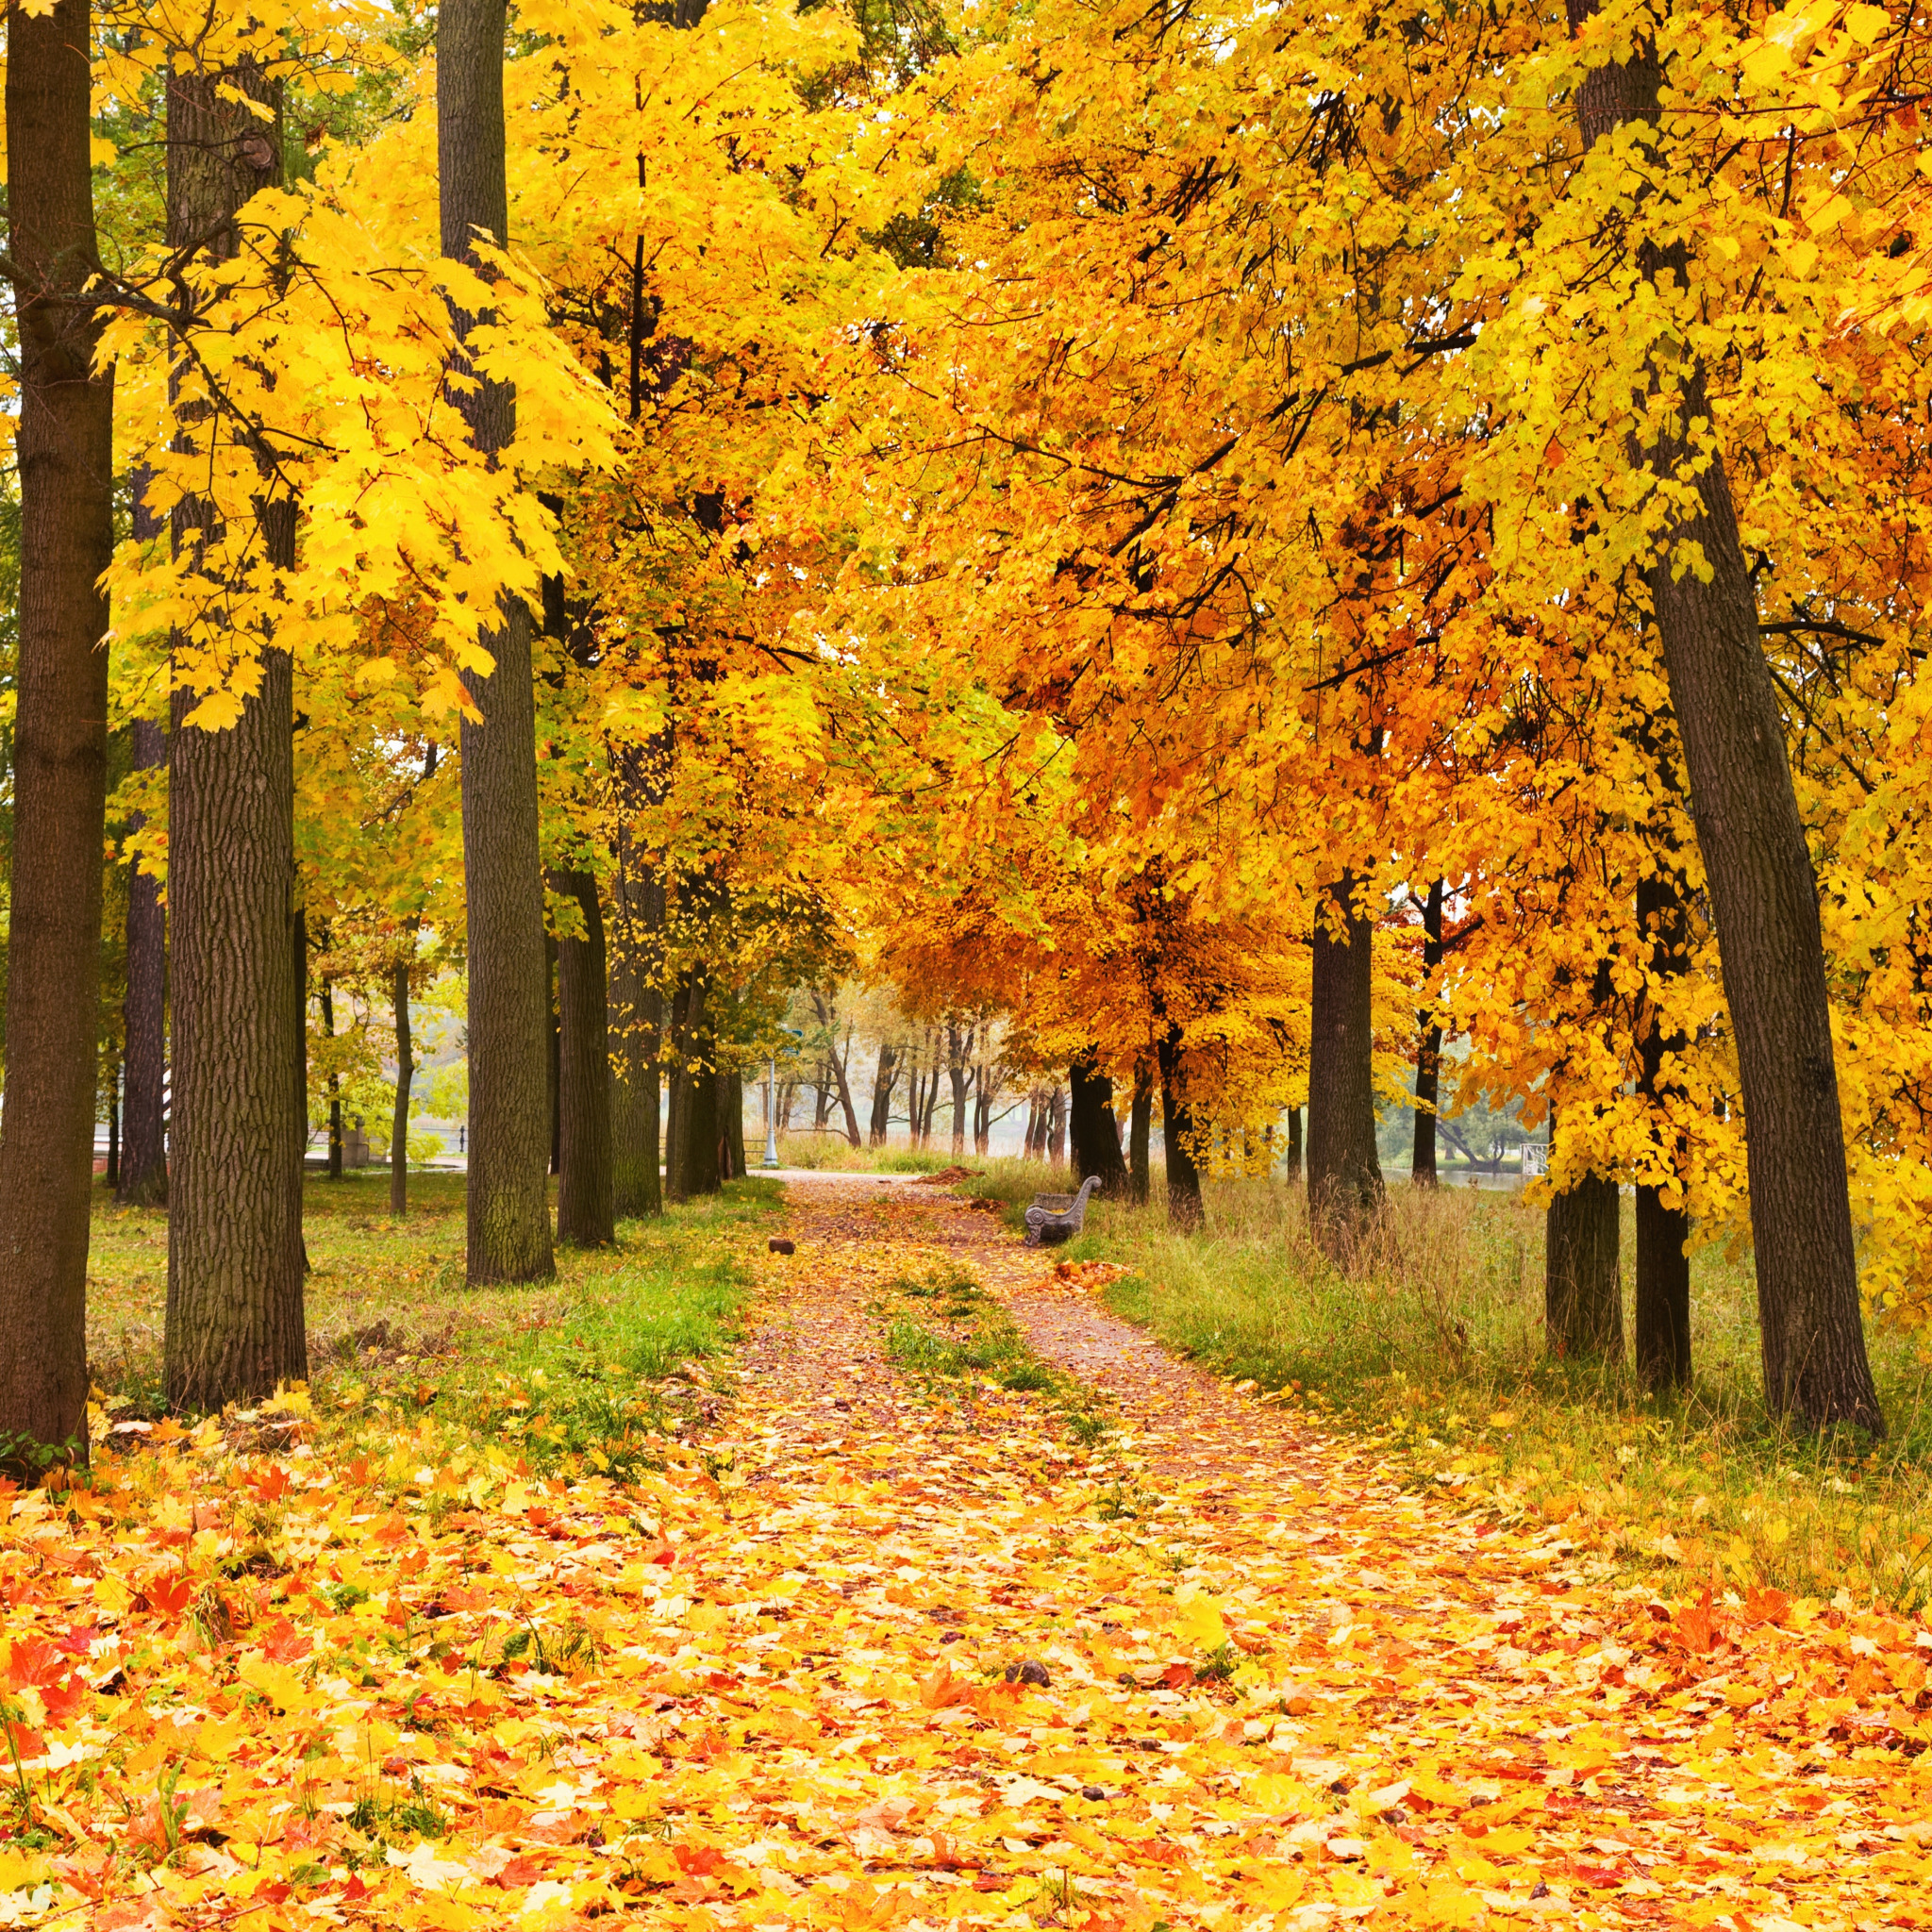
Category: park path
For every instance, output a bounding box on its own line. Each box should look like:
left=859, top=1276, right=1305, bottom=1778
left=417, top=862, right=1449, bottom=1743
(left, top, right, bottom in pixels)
left=18, top=1177, right=1926, bottom=1932
left=736, top=1178, right=1930, bottom=1932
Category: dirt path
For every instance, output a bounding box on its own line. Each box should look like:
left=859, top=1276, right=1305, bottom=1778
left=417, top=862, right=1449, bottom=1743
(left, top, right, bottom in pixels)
left=21, top=1178, right=1923, bottom=1931
left=744, top=1179, right=1930, bottom=1932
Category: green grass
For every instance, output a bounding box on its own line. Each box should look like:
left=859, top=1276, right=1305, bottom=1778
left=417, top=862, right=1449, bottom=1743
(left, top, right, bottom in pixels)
left=877, top=1258, right=1110, bottom=1445
left=1058, top=1174, right=1932, bottom=1611
left=956, top=1157, right=1069, bottom=1235
left=769, top=1132, right=961, bottom=1172
left=86, top=1171, right=783, bottom=1482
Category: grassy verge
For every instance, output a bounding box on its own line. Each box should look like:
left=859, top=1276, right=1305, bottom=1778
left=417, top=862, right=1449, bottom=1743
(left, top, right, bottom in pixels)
left=770, top=1133, right=956, bottom=1173
left=1058, top=1175, right=1932, bottom=1612
left=86, top=1172, right=783, bottom=1481
left=955, top=1157, right=1067, bottom=1234
left=873, top=1257, right=1110, bottom=1446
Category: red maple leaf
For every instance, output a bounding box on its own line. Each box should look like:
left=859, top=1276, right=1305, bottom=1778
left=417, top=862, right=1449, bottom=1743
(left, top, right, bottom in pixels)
left=6, top=1638, right=69, bottom=1691
left=259, top=1618, right=314, bottom=1664
left=138, top=1573, right=196, bottom=1620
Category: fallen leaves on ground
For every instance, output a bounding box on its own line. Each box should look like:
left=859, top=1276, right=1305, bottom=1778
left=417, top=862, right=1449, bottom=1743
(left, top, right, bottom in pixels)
left=2, top=1180, right=1928, bottom=1931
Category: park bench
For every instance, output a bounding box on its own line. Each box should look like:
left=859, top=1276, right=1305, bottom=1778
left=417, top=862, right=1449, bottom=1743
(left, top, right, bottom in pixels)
left=1024, top=1174, right=1101, bottom=1247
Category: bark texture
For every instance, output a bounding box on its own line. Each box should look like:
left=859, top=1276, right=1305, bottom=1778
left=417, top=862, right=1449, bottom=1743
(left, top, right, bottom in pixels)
left=0, top=0, right=116, bottom=1468
left=1634, top=868, right=1693, bottom=1390
left=1069, top=1057, right=1129, bottom=1193
left=1546, top=1170, right=1624, bottom=1363
left=1306, top=873, right=1385, bottom=1253
left=168, top=645, right=306, bottom=1409
left=608, top=767, right=664, bottom=1217
left=441, top=0, right=555, bottom=1283
left=1284, top=1105, right=1302, bottom=1182
left=868, top=1043, right=900, bottom=1146
left=1411, top=879, right=1444, bottom=1185
left=1568, top=0, right=1879, bottom=1431
left=1157, top=1027, right=1204, bottom=1231
left=547, top=936, right=560, bottom=1176
left=721, top=1073, right=746, bottom=1180
left=553, top=870, right=615, bottom=1245
left=119, top=718, right=169, bottom=1207
left=665, top=973, right=722, bottom=1199
left=677, top=1054, right=722, bottom=1197
left=1127, top=1063, right=1153, bottom=1205
left=391, top=959, right=413, bottom=1220
left=162, top=58, right=308, bottom=1412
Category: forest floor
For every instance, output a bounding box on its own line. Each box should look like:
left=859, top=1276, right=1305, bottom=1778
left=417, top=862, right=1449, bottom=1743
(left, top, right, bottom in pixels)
left=4, top=1179, right=1929, bottom=1930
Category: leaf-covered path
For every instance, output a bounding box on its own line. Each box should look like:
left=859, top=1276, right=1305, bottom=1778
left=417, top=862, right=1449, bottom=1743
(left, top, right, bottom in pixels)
left=4, top=1180, right=1929, bottom=1930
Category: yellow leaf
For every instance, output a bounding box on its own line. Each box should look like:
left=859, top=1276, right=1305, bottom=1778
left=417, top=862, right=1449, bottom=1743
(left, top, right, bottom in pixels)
left=1172, top=1588, right=1227, bottom=1650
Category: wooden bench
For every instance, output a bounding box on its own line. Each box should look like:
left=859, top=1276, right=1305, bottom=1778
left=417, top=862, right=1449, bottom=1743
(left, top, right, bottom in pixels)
left=1024, top=1174, right=1100, bottom=1247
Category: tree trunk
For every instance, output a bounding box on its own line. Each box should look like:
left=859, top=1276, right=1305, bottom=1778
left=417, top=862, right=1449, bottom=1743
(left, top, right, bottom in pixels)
left=546, top=933, right=560, bottom=1177
left=1128, top=1063, right=1153, bottom=1204
left=680, top=1051, right=721, bottom=1197
left=722, top=1072, right=746, bottom=1179
left=441, top=0, right=555, bottom=1285
left=0, top=0, right=118, bottom=1471
left=321, top=979, right=343, bottom=1180
left=1546, top=1167, right=1624, bottom=1364
left=119, top=718, right=169, bottom=1207
left=608, top=754, right=664, bottom=1218
left=1307, top=873, right=1385, bottom=1254
left=810, top=992, right=864, bottom=1146
left=1285, top=1104, right=1303, bottom=1183
left=553, top=870, right=614, bottom=1245
left=828, top=1041, right=863, bottom=1148
left=1634, top=869, right=1693, bottom=1391
left=1412, top=879, right=1444, bottom=1186
left=664, top=977, right=691, bottom=1201
left=391, top=958, right=413, bottom=1219
left=1069, top=1056, right=1130, bottom=1193
left=1158, top=1027, right=1203, bottom=1231
left=666, top=970, right=720, bottom=1199
left=293, top=906, right=310, bottom=1261
left=1046, top=1086, right=1067, bottom=1167
left=169, top=636, right=307, bottom=1408
left=944, top=1019, right=973, bottom=1157
left=923, top=1052, right=942, bottom=1144
left=162, top=58, right=307, bottom=1413
left=869, top=1042, right=898, bottom=1146
left=1567, top=0, right=1879, bottom=1431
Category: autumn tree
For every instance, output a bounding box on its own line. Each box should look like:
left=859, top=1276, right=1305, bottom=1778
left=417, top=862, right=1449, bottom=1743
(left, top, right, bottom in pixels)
left=441, top=0, right=554, bottom=1283
left=0, top=0, right=117, bottom=1469
left=159, top=47, right=309, bottom=1410
left=1572, top=3, right=1878, bottom=1428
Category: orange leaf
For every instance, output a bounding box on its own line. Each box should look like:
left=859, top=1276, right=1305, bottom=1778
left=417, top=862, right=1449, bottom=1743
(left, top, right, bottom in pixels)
left=1674, top=1589, right=1724, bottom=1655
left=919, top=1662, right=974, bottom=1710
